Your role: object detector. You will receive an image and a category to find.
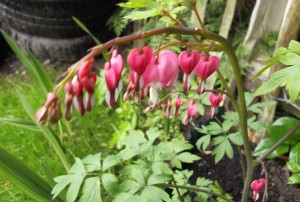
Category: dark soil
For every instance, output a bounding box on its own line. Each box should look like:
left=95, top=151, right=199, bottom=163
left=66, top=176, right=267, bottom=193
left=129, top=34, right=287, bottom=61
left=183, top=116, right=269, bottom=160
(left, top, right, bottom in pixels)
left=186, top=149, right=300, bottom=202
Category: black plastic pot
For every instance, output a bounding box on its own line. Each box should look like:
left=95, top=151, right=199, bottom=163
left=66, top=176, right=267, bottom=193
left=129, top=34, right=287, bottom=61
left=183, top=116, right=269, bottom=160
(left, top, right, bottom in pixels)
left=0, top=0, right=119, bottom=61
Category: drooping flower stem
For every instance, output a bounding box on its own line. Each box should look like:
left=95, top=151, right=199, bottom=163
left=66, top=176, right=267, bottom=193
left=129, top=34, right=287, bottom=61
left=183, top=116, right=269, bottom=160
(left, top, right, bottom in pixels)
left=58, top=26, right=251, bottom=200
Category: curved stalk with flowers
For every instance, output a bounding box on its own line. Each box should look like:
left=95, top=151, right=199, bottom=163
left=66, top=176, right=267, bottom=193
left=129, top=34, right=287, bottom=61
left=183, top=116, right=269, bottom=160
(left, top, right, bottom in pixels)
left=34, top=1, right=299, bottom=202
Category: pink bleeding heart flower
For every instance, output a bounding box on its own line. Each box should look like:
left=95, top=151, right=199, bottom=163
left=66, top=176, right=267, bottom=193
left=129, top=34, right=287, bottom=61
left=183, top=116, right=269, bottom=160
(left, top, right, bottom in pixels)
left=183, top=99, right=197, bottom=125
left=81, top=72, right=97, bottom=111
left=64, top=82, right=74, bottom=120
left=123, top=71, right=136, bottom=101
left=127, top=46, right=154, bottom=75
left=77, top=57, right=94, bottom=79
left=165, top=99, right=173, bottom=118
left=157, top=50, right=179, bottom=88
left=104, top=61, right=118, bottom=108
left=209, top=93, right=223, bottom=119
left=128, top=46, right=154, bottom=91
left=174, top=96, right=182, bottom=118
left=143, top=50, right=178, bottom=106
left=251, top=179, right=265, bottom=201
left=72, top=76, right=85, bottom=116
left=110, top=49, right=123, bottom=81
left=194, top=54, right=220, bottom=94
left=178, top=50, right=200, bottom=92
left=36, top=92, right=62, bottom=124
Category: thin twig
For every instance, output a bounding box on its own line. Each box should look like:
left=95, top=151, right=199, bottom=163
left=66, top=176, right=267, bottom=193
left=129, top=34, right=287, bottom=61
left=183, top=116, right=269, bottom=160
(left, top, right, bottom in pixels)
left=260, top=161, right=268, bottom=202
left=192, top=5, right=207, bottom=32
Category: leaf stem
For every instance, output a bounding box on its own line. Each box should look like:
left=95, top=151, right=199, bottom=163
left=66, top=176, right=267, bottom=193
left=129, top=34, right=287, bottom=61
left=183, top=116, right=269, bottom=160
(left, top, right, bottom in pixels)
left=160, top=183, right=234, bottom=202
left=171, top=176, right=184, bottom=202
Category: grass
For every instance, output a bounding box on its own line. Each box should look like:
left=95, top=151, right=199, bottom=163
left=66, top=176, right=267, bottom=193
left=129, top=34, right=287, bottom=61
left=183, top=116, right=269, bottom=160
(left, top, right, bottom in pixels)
left=0, top=65, right=126, bottom=201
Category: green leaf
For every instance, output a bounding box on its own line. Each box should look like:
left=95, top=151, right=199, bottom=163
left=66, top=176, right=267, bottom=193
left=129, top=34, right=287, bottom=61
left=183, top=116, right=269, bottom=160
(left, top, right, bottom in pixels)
left=273, top=145, right=289, bottom=157
left=72, top=17, right=108, bottom=61
left=255, top=78, right=281, bottom=96
left=18, top=93, right=71, bottom=171
left=269, top=117, right=300, bottom=145
left=102, top=173, right=120, bottom=195
left=119, top=0, right=149, bottom=8
left=147, top=174, right=170, bottom=185
left=82, top=153, right=101, bottom=172
left=212, top=139, right=233, bottom=163
left=52, top=175, right=74, bottom=200
left=72, top=17, right=101, bottom=45
left=119, top=180, right=140, bottom=194
left=0, top=29, right=53, bottom=95
left=253, top=138, right=276, bottom=158
left=196, top=177, right=213, bottom=187
left=287, top=162, right=300, bottom=172
left=79, top=177, right=101, bottom=202
left=289, top=143, right=300, bottom=164
left=278, top=53, right=300, bottom=65
left=213, top=136, right=226, bottom=145
left=141, top=186, right=171, bottom=202
left=252, top=59, right=278, bottom=79
left=0, top=146, right=62, bottom=202
left=288, top=173, right=300, bottom=184
left=152, top=162, right=173, bottom=175
left=222, top=120, right=233, bottom=132
left=176, top=152, right=200, bottom=163
left=67, top=159, right=87, bottom=202
left=123, top=10, right=161, bottom=21
left=228, top=132, right=243, bottom=145
left=103, top=155, right=121, bottom=171
left=171, top=138, right=193, bottom=153
left=248, top=101, right=276, bottom=113
left=196, top=135, right=211, bottom=150
left=146, top=127, right=161, bottom=144
left=0, top=118, right=39, bottom=131
left=288, top=40, right=300, bottom=53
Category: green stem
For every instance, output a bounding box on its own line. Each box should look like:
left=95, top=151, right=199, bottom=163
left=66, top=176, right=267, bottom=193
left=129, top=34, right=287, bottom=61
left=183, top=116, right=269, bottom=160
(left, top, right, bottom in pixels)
left=171, top=176, right=183, bottom=202
left=237, top=145, right=246, bottom=182
left=161, top=89, right=170, bottom=136
left=255, top=119, right=300, bottom=164
left=160, top=183, right=234, bottom=202
left=61, top=26, right=251, bottom=200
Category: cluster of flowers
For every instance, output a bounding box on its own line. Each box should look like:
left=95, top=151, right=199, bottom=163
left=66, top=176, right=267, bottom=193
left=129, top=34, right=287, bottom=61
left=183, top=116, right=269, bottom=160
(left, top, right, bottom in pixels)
left=251, top=178, right=266, bottom=201
left=36, top=46, right=223, bottom=125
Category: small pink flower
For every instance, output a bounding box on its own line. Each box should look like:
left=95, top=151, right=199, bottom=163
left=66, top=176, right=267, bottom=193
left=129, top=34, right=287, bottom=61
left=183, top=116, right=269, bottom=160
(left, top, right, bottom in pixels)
left=104, top=49, right=124, bottom=108
left=35, top=92, right=62, bottom=124
left=165, top=99, right=173, bottom=118
left=104, top=62, right=118, bottom=108
left=251, top=179, right=265, bottom=201
left=194, top=54, right=220, bottom=94
left=174, top=97, right=182, bottom=118
left=209, top=93, right=223, bottom=119
left=183, top=99, right=197, bottom=125
left=178, top=50, right=200, bottom=92
left=77, top=57, right=94, bottom=79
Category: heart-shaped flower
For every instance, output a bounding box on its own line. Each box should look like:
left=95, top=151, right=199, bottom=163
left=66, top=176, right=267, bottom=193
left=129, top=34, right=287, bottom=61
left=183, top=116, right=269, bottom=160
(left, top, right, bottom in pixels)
left=178, top=50, right=200, bottom=74
left=194, top=54, right=220, bottom=94
left=127, top=46, right=154, bottom=75
left=178, top=50, right=200, bottom=92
